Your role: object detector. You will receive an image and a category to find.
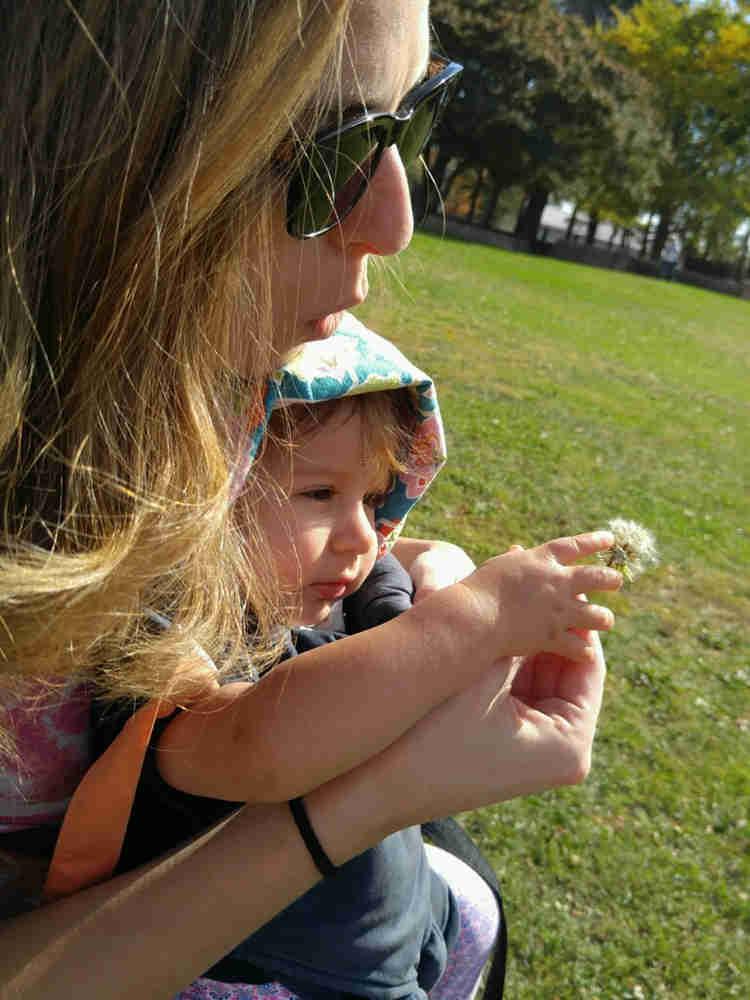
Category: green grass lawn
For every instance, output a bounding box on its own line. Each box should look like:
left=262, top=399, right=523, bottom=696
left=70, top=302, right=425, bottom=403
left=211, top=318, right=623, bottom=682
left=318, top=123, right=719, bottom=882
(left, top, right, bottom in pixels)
left=358, top=234, right=749, bottom=999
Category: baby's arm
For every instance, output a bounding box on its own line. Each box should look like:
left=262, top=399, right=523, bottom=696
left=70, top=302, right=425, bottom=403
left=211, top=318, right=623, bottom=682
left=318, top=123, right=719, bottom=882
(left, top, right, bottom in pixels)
left=156, top=531, right=622, bottom=806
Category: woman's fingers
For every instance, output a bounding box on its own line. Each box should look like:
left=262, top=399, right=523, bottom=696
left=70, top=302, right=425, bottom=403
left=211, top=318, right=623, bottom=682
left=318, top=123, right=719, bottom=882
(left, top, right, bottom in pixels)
left=549, top=631, right=607, bottom=711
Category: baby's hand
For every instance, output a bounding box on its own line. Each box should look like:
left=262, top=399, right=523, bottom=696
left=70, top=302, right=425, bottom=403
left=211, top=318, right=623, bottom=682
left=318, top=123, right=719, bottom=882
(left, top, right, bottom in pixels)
left=462, top=531, right=622, bottom=661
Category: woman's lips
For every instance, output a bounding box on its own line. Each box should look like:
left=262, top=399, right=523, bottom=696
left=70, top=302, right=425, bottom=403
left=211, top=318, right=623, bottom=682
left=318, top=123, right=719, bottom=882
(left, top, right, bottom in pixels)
left=309, top=310, right=344, bottom=339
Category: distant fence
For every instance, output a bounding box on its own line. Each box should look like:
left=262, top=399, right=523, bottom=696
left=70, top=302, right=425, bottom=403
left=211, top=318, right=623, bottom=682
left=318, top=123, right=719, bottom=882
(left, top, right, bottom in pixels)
left=546, top=240, right=749, bottom=299
left=419, top=215, right=749, bottom=301
left=419, top=214, right=531, bottom=254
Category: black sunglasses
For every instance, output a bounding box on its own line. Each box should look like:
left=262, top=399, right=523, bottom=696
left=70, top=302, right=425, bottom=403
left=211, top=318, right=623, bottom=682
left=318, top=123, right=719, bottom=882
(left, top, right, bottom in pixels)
left=286, top=54, right=463, bottom=239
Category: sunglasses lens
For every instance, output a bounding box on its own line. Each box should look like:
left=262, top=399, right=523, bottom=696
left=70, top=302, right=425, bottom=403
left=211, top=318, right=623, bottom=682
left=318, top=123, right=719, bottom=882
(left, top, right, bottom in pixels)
left=397, top=91, right=442, bottom=165
left=286, top=63, right=462, bottom=238
left=287, top=124, right=385, bottom=237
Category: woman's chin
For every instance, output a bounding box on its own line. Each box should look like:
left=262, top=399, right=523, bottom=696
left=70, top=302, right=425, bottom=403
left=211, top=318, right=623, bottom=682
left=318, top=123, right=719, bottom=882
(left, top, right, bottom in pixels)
left=306, top=310, right=344, bottom=341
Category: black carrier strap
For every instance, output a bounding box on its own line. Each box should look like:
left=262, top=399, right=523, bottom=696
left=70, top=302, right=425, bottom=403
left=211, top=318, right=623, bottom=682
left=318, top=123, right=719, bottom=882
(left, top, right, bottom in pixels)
left=421, top=816, right=507, bottom=999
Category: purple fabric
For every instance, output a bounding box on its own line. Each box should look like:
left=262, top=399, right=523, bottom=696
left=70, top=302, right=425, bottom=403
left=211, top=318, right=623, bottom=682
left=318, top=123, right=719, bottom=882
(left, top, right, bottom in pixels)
left=0, top=680, right=91, bottom=832
left=426, top=847, right=500, bottom=999
left=175, top=982, right=297, bottom=999
left=174, top=846, right=499, bottom=1000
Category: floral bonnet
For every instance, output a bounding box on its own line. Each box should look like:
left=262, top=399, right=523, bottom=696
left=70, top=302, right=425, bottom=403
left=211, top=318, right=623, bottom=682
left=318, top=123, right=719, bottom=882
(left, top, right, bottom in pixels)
left=232, top=312, right=446, bottom=556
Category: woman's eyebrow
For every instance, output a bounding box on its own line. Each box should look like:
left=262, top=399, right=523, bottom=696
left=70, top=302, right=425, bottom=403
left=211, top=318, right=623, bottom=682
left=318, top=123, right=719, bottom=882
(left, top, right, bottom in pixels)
left=323, top=102, right=372, bottom=128
left=408, top=55, right=432, bottom=93
left=318, top=59, right=432, bottom=133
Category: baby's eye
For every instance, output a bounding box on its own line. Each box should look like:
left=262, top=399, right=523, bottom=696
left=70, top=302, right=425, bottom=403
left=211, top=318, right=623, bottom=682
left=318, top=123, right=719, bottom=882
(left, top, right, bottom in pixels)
left=301, top=488, right=333, bottom=501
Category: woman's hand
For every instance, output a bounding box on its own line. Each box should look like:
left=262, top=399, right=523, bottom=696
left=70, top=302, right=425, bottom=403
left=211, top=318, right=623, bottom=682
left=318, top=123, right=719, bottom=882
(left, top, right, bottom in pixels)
left=353, top=631, right=608, bottom=828
left=391, top=536, right=476, bottom=602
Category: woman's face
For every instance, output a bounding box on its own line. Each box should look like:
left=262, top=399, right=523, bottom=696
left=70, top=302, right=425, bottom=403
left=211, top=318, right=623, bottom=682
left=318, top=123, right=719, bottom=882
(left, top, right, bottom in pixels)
left=269, top=0, right=430, bottom=355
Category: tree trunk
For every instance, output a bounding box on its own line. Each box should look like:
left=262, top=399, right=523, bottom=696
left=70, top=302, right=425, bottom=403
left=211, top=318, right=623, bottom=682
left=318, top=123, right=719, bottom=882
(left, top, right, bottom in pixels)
left=620, top=227, right=631, bottom=249
left=441, top=160, right=465, bottom=204
left=608, top=226, right=619, bottom=249
left=650, top=207, right=673, bottom=261
left=565, top=204, right=579, bottom=241
left=410, top=163, right=429, bottom=222
left=514, top=186, right=549, bottom=247
left=429, top=147, right=452, bottom=194
left=479, top=178, right=502, bottom=230
left=466, top=168, right=484, bottom=223
left=586, top=211, right=599, bottom=245
left=737, top=228, right=750, bottom=282
left=640, top=213, right=653, bottom=257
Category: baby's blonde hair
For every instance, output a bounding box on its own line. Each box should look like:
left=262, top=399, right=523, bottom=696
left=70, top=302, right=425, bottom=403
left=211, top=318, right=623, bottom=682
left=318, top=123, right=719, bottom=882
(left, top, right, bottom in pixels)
left=0, top=1, right=358, bottom=744
left=264, top=390, right=416, bottom=494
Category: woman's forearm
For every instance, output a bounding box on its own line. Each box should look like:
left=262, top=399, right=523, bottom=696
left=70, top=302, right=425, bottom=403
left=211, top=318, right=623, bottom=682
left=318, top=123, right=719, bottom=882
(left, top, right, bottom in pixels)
left=0, top=748, right=417, bottom=1000
left=0, top=807, right=309, bottom=999
left=157, top=580, right=495, bottom=803
left=0, top=636, right=607, bottom=999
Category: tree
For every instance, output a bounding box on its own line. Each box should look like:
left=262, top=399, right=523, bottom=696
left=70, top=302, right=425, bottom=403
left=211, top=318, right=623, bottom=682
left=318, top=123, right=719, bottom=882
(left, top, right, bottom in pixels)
left=560, top=64, right=664, bottom=243
left=604, top=0, right=750, bottom=260
left=558, top=0, right=639, bottom=27
left=430, top=0, right=660, bottom=245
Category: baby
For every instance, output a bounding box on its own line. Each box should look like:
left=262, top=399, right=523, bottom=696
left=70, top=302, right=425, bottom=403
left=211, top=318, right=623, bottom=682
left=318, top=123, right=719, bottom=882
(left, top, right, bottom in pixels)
left=90, top=322, right=619, bottom=1000
left=94, top=326, right=486, bottom=999
left=253, top=384, right=420, bottom=638
left=210, top=356, right=468, bottom=996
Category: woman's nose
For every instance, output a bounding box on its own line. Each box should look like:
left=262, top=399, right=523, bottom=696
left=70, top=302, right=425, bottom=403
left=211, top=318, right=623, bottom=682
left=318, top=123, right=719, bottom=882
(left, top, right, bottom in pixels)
left=330, top=145, right=414, bottom=257
left=331, top=502, right=376, bottom=556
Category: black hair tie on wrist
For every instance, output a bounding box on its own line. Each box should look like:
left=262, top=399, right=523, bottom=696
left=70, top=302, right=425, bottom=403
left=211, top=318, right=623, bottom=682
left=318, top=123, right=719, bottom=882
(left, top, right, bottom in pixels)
left=289, top=796, right=338, bottom=878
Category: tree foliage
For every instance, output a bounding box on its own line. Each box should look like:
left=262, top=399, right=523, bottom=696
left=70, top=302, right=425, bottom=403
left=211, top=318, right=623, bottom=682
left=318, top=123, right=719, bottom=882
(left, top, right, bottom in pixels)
left=426, top=0, right=750, bottom=262
left=603, top=0, right=750, bottom=257
left=430, top=0, right=660, bottom=241
left=558, top=0, right=639, bottom=28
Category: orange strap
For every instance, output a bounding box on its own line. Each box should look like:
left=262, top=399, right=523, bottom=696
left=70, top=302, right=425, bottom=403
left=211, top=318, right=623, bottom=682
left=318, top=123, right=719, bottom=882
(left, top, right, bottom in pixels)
left=43, top=698, right=174, bottom=901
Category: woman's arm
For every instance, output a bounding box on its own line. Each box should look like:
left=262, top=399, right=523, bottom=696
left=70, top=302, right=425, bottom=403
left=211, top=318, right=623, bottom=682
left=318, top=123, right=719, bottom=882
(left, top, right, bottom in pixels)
left=157, top=533, right=621, bottom=803
left=0, top=789, right=391, bottom=999
left=311, top=631, right=609, bottom=832
left=0, top=633, right=608, bottom=1000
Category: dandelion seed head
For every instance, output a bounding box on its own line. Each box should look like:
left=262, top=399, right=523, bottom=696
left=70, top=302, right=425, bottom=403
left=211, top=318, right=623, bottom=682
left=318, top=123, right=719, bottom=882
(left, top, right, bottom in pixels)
left=600, top=518, right=659, bottom=582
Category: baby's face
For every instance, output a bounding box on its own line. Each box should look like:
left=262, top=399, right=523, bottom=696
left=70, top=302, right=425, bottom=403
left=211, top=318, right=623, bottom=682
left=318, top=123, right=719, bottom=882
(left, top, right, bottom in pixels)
left=257, top=409, right=385, bottom=626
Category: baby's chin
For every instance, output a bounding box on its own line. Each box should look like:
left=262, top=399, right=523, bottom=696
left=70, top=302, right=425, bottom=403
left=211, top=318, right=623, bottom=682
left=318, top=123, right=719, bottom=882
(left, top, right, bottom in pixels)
left=290, top=605, right=331, bottom=630
left=301, top=600, right=345, bottom=631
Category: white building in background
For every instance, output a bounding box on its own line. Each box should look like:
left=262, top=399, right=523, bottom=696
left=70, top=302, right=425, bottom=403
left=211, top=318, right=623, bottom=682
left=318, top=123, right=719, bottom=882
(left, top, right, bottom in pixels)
left=539, top=200, right=645, bottom=253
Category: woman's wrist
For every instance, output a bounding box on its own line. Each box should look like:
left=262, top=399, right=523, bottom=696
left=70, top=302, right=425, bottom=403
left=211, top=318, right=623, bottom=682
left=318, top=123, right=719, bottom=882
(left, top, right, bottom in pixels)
left=304, top=750, right=411, bottom=867
left=0, top=805, right=324, bottom=998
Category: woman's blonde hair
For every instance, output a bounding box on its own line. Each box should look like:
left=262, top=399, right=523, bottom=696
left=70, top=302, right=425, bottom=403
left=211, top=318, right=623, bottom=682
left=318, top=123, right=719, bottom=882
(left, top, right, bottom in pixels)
left=0, top=0, right=356, bottom=734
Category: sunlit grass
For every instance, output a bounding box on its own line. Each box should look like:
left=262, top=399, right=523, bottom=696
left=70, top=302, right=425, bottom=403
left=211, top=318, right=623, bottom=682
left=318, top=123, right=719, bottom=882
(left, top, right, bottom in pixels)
left=359, top=234, right=749, bottom=999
